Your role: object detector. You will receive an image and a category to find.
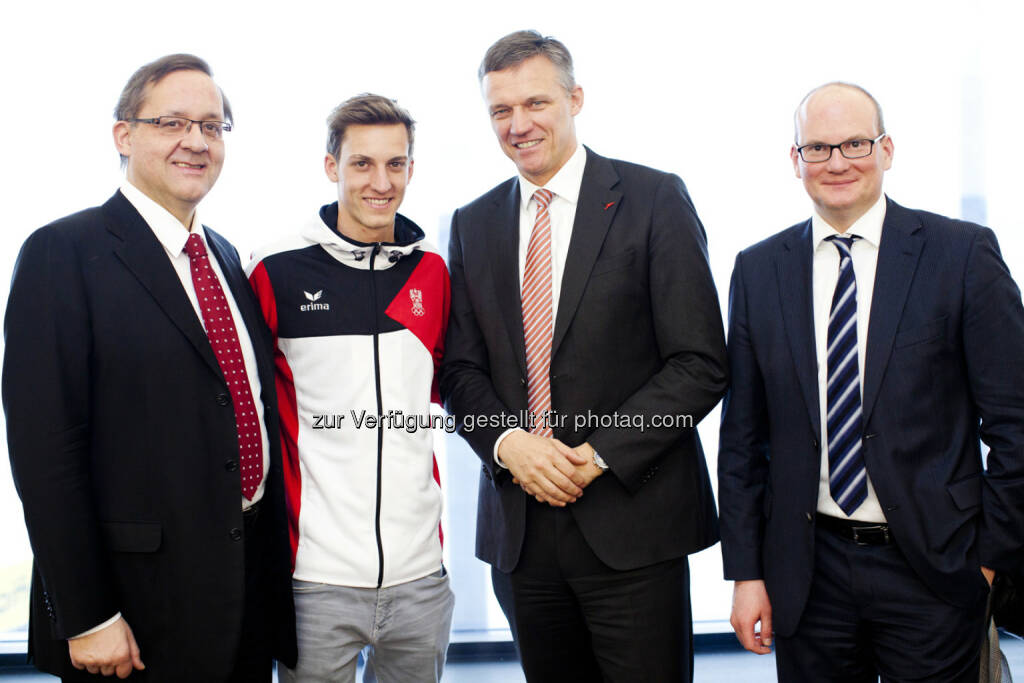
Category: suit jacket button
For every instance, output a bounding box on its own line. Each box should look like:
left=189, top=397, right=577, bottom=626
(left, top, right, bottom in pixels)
left=229, top=528, right=243, bottom=542
left=520, top=377, right=527, bottom=387
left=805, top=512, right=813, bottom=522
left=216, top=393, right=231, bottom=406
left=482, top=466, right=492, bottom=481
left=812, top=438, right=820, bottom=449
left=225, top=460, right=238, bottom=472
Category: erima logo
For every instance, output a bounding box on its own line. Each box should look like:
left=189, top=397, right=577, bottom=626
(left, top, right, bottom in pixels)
left=300, top=290, right=330, bottom=312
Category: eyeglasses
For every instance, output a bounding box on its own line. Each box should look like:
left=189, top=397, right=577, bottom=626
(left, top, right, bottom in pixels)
left=795, top=134, right=886, bottom=163
left=128, top=116, right=232, bottom=140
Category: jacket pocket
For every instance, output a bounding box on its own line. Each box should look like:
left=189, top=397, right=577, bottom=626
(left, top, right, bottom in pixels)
left=590, top=249, right=636, bottom=278
left=894, top=316, right=947, bottom=349
left=946, top=474, right=981, bottom=511
left=100, top=521, right=162, bottom=553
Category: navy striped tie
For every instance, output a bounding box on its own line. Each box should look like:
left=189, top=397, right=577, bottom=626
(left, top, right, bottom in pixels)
left=825, top=235, right=867, bottom=515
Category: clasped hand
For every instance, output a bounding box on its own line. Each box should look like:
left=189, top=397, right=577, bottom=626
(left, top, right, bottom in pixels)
left=498, top=431, right=604, bottom=506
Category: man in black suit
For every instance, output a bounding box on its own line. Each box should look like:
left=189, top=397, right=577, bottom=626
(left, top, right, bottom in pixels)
left=3, top=54, right=296, bottom=681
left=719, top=82, right=1024, bottom=682
left=440, top=30, right=728, bottom=681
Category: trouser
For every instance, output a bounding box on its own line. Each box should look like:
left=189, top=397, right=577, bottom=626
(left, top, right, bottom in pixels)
left=775, top=523, right=988, bottom=683
left=502, top=500, right=693, bottom=683
left=281, top=570, right=454, bottom=683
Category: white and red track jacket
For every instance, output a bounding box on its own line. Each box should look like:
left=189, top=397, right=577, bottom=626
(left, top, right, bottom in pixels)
left=246, top=203, right=450, bottom=588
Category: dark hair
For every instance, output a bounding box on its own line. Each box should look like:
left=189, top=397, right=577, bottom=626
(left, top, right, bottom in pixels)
left=326, top=93, right=416, bottom=159
left=114, top=54, right=231, bottom=165
left=478, top=30, right=575, bottom=92
left=794, top=81, right=886, bottom=144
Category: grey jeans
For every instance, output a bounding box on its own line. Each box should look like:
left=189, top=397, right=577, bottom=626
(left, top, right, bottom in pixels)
left=281, top=570, right=455, bottom=682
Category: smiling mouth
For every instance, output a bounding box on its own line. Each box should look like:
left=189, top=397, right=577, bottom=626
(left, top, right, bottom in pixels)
left=514, top=139, right=542, bottom=149
left=173, top=162, right=205, bottom=170
left=365, top=198, right=392, bottom=208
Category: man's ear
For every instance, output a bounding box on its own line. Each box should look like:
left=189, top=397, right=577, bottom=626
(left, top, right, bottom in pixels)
left=879, top=135, right=894, bottom=171
left=113, top=120, right=133, bottom=159
left=325, top=154, right=339, bottom=182
left=569, top=85, right=584, bottom=116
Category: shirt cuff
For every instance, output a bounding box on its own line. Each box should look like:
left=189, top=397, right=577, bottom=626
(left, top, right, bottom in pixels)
left=71, top=613, right=122, bottom=639
left=493, top=428, right=522, bottom=469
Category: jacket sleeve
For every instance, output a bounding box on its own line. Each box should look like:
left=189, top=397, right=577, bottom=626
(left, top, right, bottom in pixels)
left=963, top=228, right=1024, bottom=575
left=439, top=208, right=516, bottom=482
left=585, top=174, right=729, bottom=493
left=3, top=225, right=118, bottom=638
left=716, top=251, right=771, bottom=581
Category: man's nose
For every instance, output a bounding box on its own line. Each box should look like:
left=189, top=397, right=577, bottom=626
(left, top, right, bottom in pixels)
left=180, top=121, right=209, bottom=151
left=509, top=107, right=532, bottom=136
left=370, top=165, right=392, bottom=192
left=826, top=147, right=850, bottom=171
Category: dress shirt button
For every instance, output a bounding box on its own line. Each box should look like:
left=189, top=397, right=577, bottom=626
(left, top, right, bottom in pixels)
left=229, top=528, right=243, bottom=542
left=216, top=393, right=231, bottom=406
left=224, top=460, right=238, bottom=472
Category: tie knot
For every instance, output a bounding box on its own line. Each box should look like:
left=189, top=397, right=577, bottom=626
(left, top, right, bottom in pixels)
left=825, top=234, right=859, bottom=257
left=184, top=232, right=208, bottom=260
left=533, top=189, right=554, bottom=209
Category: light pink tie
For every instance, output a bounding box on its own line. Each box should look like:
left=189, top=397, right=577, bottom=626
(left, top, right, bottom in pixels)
left=185, top=233, right=264, bottom=500
left=522, top=189, right=555, bottom=437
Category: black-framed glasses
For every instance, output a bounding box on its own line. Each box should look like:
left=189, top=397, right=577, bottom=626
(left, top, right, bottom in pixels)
left=796, top=133, right=886, bottom=163
left=128, top=116, right=232, bottom=140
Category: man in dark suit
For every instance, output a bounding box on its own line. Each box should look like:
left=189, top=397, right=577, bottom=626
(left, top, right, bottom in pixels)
left=440, top=30, right=728, bottom=681
left=719, top=82, right=1024, bottom=682
left=3, top=54, right=296, bottom=681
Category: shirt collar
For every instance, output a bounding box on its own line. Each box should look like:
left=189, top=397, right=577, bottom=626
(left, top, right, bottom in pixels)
left=812, top=193, right=887, bottom=249
left=518, top=144, right=587, bottom=207
left=120, top=179, right=205, bottom=258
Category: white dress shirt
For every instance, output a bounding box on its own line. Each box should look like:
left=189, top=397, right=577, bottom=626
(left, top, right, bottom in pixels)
left=812, top=194, right=887, bottom=522
left=494, top=144, right=588, bottom=463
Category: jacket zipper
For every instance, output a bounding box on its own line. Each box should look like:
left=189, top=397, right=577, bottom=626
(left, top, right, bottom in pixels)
left=369, top=243, right=386, bottom=589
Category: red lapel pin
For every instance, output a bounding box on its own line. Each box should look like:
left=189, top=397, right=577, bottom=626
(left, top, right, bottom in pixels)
left=604, top=202, right=615, bottom=211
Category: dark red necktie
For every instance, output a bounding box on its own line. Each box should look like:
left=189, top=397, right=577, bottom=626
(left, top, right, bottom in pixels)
left=184, top=232, right=263, bottom=500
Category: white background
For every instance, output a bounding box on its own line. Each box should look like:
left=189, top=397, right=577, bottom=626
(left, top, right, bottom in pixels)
left=2, top=0, right=1023, bottom=638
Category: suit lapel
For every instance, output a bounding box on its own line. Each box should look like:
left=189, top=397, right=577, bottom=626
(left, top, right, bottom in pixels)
left=778, top=221, right=821, bottom=436
left=102, top=191, right=223, bottom=380
left=861, top=199, right=925, bottom=425
left=488, top=180, right=529, bottom=376
left=552, top=150, right=622, bottom=356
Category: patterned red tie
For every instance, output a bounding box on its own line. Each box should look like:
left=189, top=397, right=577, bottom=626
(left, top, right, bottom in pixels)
left=522, top=189, right=555, bottom=437
left=185, top=233, right=263, bottom=500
